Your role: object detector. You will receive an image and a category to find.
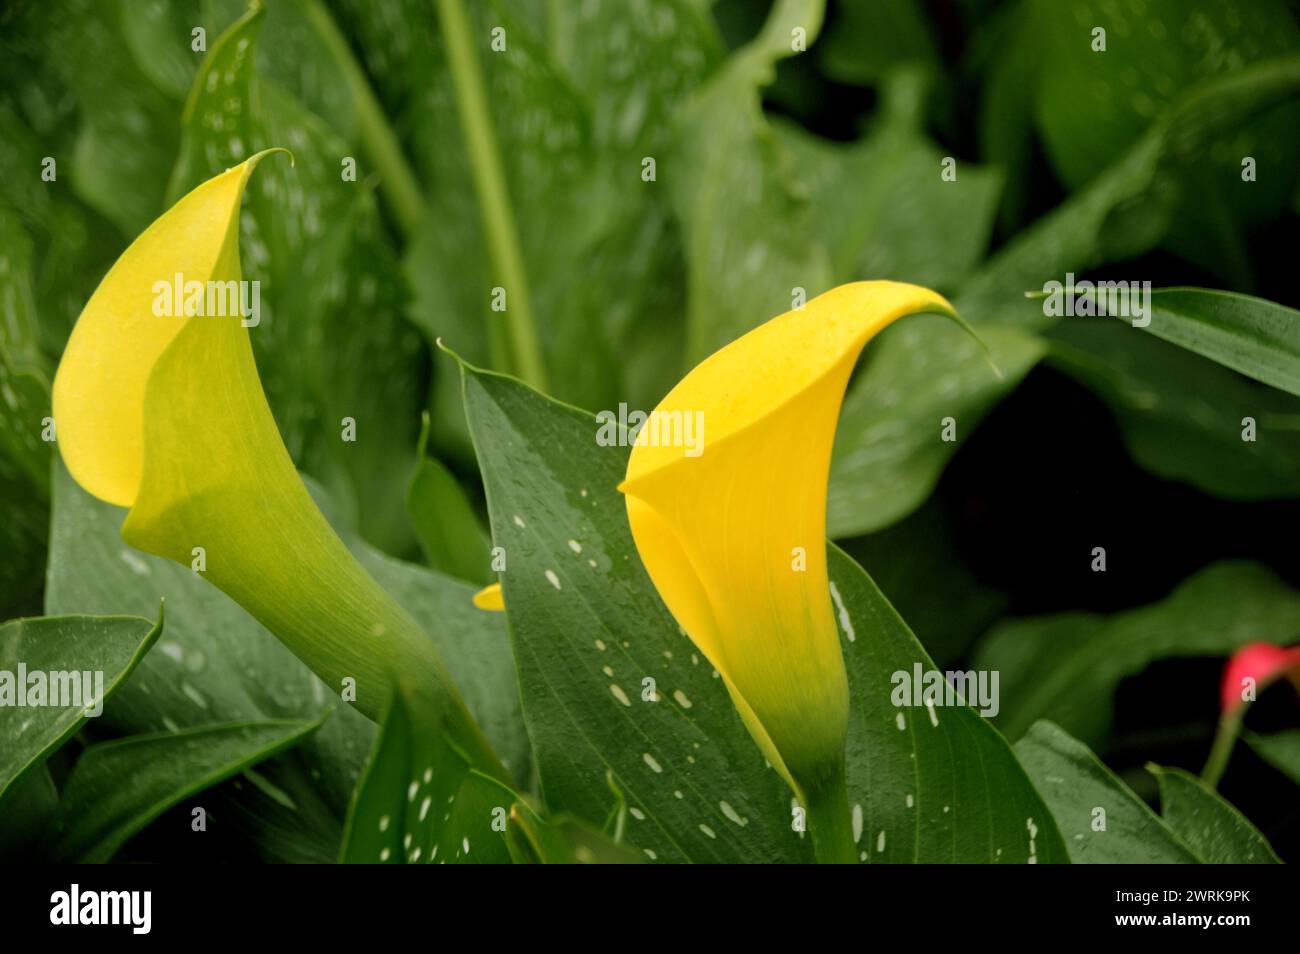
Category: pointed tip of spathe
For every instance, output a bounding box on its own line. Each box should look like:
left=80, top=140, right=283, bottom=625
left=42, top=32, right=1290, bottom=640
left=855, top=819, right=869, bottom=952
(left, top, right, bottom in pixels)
left=247, top=146, right=295, bottom=170
left=939, top=304, right=1004, bottom=381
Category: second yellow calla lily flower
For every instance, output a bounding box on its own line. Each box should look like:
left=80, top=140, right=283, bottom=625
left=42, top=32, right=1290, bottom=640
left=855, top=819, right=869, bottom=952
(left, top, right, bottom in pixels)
left=619, top=281, right=959, bottom=858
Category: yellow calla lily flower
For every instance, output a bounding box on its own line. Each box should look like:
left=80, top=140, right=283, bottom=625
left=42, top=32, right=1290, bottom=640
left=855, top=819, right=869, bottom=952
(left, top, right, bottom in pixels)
left=619, top=281, right=959, bottom=859
left=472, top=582, right=505, bottom=611
left=52, top=153, right=505, bottom=781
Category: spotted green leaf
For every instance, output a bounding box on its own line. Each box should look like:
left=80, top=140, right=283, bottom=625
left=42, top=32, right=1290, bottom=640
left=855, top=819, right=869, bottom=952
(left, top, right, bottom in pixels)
left=340, top=682, right=518, bottom=864
left=830, top=545, right=1067, bottom=863
left=1014, top=721, right=1197, bottom=863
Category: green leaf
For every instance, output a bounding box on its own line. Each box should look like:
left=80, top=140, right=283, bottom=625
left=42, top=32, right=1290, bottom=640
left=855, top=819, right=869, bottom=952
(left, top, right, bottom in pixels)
left=0, top=105, right=121, bottom=359
left=1049, top=321, right=1300, bottom=500
left=775, top=78, right=1004, bottom=292
left=351, top=532, right=528, bottom=772
left=817, top=0, right=937, bottom=87
left=50, top=719, right=321, bottom=863
left=45, top=462, right=527, bottom=860
left=1131, top=288, right=1300, bottom=398
left=963, top=55, right=1300, bottom=328
left=503, top=795, right=646, bottom=864
left=830, top=545, right=1068, bottom=863
left=0, top=613, right=161, bottom=802
left=340, top=682, right=512, bottom=863
left=460, top=360, right=1067, bottom=863
left=407, top=417, right=491, bottom=583
left=1014, top=721, right=1196, bottom=863
left=0, top=202, right=48, bottom=371
left=542, top=0, right=723, bottom=156
left=1148, top=764, right=1281, bottom=864
left=528, top=0, right=722, bottom=414
left=0, top=349, right=51, bottom=495
left=672, top=0, right=831, bottom=362
left=1029, top=0, right=1300, bottom=232
left=1244, top=729, right=1300, bottom=787
left=0, top=207, right=54, bottom=615
left=973, top=562, right=1300, bottom=746
left=36, top=0, right=181, bottom=237
left=976, top=5, right=1041, bottom=231
left=0, top=766, right=57, bottom=859
left=255, top=0, right=360, bottom=140
left=0, top=358, right=51, bottom=616
left=341, top=678, right=638, bottom=864
left=116, top=0, right=205, bottom=100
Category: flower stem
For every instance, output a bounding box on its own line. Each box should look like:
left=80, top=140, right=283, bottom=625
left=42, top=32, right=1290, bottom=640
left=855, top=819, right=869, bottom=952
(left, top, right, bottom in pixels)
left=301, top=0, right=426, bottom=240
left=1201, top=710, right=1243, bottom=790
left=804, top=764, right=858, bottom=864
left=434, top=0, right=548, bottom=391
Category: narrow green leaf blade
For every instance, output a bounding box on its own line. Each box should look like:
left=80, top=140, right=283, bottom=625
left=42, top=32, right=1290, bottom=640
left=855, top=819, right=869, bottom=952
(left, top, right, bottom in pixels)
left=1135, top=288, right=1300, bottom=398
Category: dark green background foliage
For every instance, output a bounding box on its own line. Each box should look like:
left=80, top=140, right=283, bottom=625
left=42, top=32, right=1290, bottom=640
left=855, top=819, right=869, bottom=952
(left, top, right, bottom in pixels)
left=1, top=0, right=1299, bottom=863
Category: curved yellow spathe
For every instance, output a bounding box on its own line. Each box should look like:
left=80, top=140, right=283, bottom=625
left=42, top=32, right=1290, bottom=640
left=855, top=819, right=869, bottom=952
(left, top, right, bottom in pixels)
left=52, top=154, right=506, bottom=782
left=473, top=582, right=505, bottom=611
left=53, top=159, right=264, bottom=507
left=620, top=281, right=956, bottom=797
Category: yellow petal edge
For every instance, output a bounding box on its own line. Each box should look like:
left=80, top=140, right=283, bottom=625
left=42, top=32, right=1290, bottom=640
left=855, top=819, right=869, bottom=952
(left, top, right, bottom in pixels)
left=473, top=582, right=505, bottom=612
left=620, top=281, right=955, bottom=797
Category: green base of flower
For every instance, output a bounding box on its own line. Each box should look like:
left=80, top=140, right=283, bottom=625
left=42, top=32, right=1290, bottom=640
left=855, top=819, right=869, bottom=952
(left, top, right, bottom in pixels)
left=804, top=764, right=858, bottom=864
